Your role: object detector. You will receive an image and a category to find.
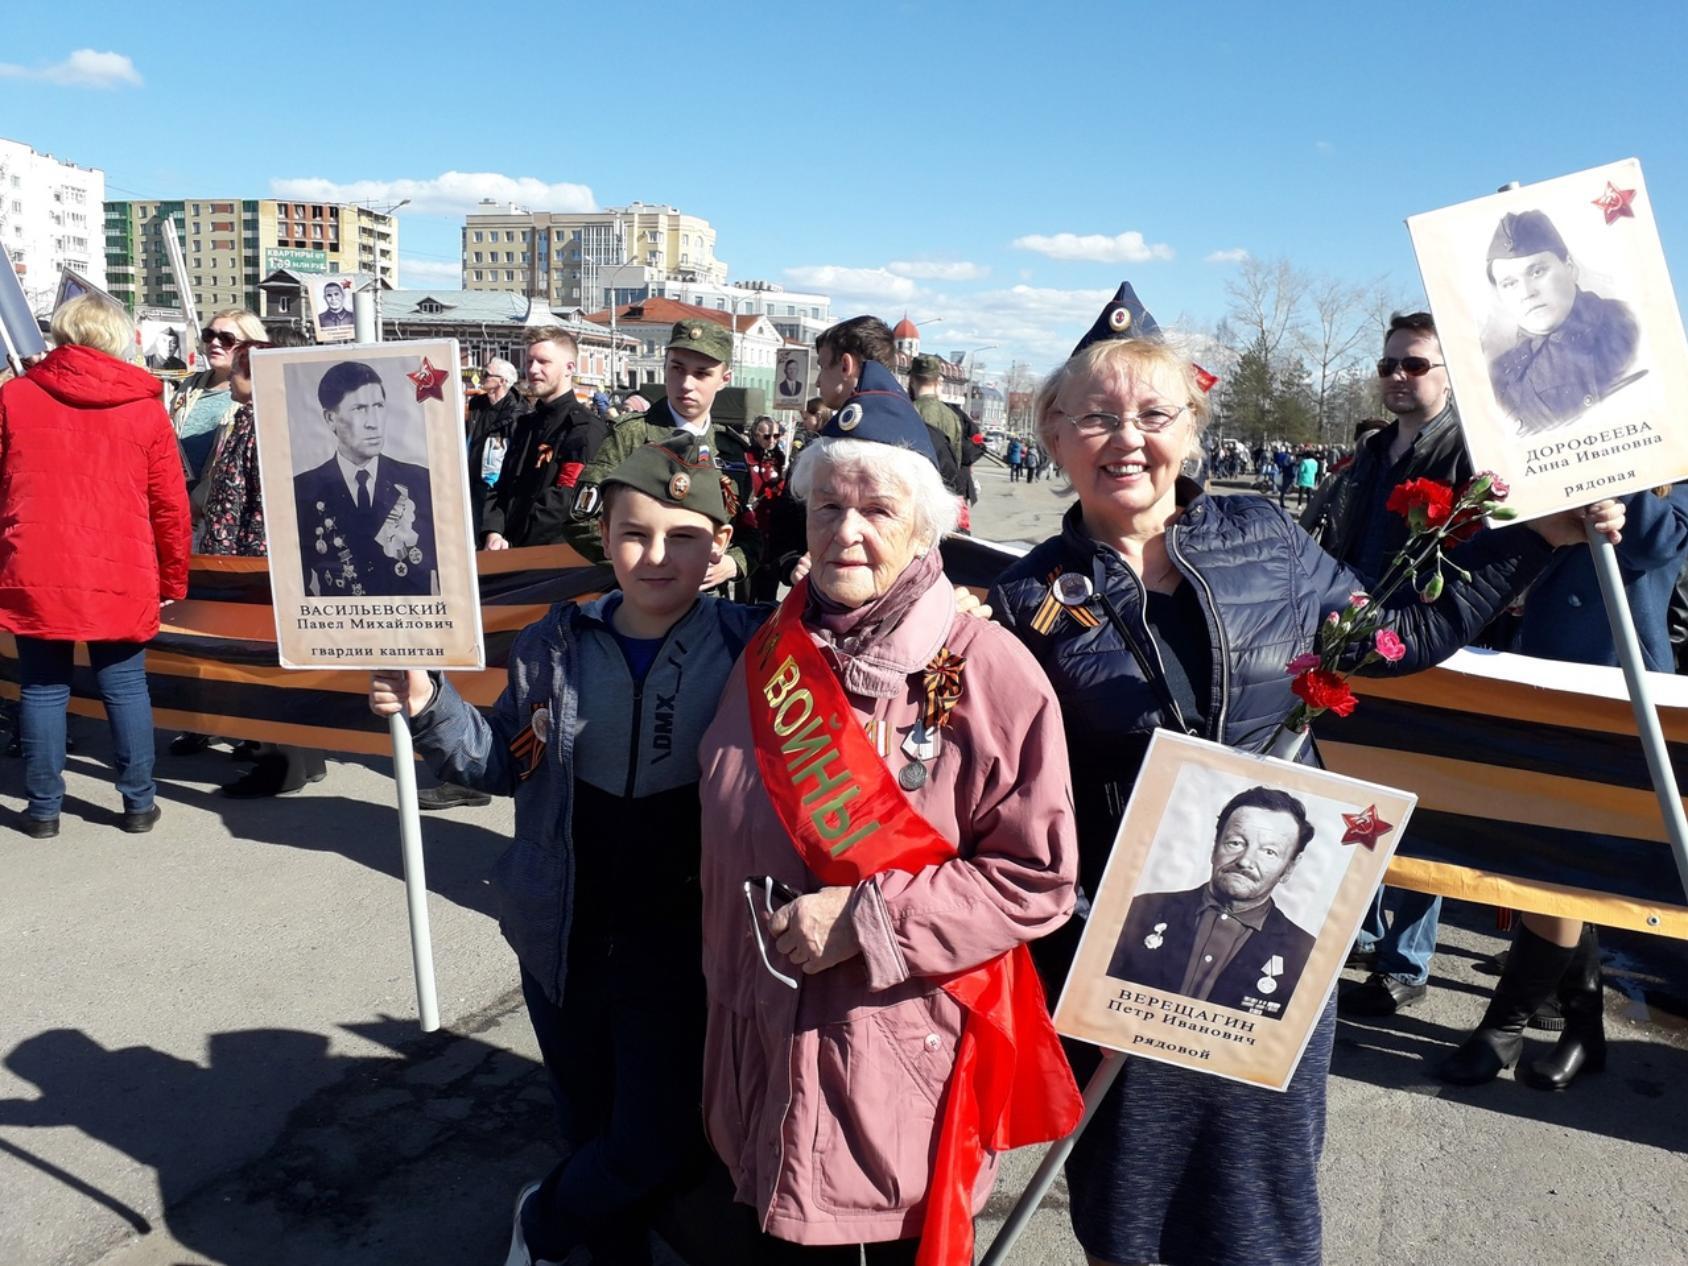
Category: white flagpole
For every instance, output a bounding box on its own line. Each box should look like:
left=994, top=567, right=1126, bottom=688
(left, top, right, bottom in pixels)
left=387, top=712, right=440, bottom=1031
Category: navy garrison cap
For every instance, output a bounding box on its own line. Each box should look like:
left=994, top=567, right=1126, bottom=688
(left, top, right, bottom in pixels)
left=1071, top=281, right=1162, bottom=357
left=821, top=360, right=939, bottom=467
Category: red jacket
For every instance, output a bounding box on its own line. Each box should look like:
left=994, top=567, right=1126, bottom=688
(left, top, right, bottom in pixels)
left=0, top=344, right=191, bottom=642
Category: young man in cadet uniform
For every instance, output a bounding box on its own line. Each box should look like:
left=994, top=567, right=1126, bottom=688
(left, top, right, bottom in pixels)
left=566, top=320, right=758, bottom=592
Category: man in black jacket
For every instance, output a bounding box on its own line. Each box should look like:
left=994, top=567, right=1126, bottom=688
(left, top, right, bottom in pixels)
left=483, top=327, right=609, bottom=550
left=1302, top=311, right=1468, bottom=1018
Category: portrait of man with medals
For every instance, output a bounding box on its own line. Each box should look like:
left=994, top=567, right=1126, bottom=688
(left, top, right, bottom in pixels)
left=1105, top=785, right=1319, bottom=1020
left=292, top=360, right=439, bottom=598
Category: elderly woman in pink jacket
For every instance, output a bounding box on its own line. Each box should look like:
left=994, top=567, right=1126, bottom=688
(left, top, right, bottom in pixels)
left=698, top=361, right=1083, bottom=1265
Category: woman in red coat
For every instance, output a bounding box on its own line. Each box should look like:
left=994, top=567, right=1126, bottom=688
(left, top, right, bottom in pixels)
left=0, top=296, right=191, bottom=837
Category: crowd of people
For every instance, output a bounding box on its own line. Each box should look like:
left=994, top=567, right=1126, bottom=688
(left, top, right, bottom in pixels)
left=0, top=275, right=1675, bottom=1266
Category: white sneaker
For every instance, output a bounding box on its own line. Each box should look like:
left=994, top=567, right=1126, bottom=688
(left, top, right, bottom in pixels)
left=503, top=1180, right=543, bottom=1266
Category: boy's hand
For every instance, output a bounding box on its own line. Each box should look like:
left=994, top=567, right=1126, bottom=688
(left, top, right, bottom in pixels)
left=700, top=555, right=739, bottom=592
left=952, top=585, right=991, bottom=620
left=370, top=670, right=433, bottom=718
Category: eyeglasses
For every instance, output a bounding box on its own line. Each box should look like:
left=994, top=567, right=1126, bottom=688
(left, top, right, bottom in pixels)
left=202, top=329, right=241, bottom=349
left=1376, top=357, right=1444, bottom=378
left=742, top=875, right=801, bottom=989
left=1062, top=406, right=1186, bottom=436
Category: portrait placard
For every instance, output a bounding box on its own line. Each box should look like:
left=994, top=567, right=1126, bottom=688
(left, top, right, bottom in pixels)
left=773, top=346, right=811, bottom=411
left=1407, top=158, right=1688, bottom=522
left=249, top=339, right=483, bottom=670
left=307, top=274, right=359, bottom=344
left=139, top=315, right=192, bottom=373
left=1053, top=730, right=1414, bottom=1090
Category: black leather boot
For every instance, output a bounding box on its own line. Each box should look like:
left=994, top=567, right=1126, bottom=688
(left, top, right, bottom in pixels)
left=1435, top=926, right=1576, bottom=1086
left=1521, top=925, right=1605, bottom=1091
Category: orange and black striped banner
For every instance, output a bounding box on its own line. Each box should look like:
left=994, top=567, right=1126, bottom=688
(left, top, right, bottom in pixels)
left=0, top=546, right=610, bottom=758
left=5, top=534, right=1686, bottom=938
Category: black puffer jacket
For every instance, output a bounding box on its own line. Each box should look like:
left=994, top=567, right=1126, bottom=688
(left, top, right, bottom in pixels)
left=989, top=482, right=1555, bottom=963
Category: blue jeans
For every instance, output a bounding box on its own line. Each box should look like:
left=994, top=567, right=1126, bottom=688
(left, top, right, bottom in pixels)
left=17, top=638, right=155, bottom=819
left=1356, top=885, right=1442, bottom=985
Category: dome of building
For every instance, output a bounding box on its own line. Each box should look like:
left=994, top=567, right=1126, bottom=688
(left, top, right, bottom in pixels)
left=892, top=315, right=920, bottom=341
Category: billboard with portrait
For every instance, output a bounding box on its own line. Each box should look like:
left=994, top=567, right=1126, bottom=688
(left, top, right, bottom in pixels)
left=306, top=274, right=359, bottom=344
left=1407, top=158, right=1688, bottom=522
left=1053, top=730, right=1414, bottom=1090
left=248, top=339, right=482, bottom=669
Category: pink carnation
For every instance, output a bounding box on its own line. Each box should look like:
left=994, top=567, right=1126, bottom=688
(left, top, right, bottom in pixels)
left=1349, top=592, right=1371, bottom=609
left=1285, top=652, right=1322, bottom=675
left=1374, top=629, right=1406, bottom=663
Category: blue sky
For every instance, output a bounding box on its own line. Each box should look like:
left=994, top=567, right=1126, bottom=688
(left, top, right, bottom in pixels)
left=6, top=0, right=1687, bottom=371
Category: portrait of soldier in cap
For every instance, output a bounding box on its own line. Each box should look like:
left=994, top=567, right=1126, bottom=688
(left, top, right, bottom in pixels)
left=292, top=360, right=438, bottom=598
left=1485, top=209, right=1642, bottom=436
left=1107, top=786, right=1319, bottom=1019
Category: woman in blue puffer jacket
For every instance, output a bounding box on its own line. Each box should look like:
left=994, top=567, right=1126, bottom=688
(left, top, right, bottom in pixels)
left=987, top=286, right=1623, bottom=1266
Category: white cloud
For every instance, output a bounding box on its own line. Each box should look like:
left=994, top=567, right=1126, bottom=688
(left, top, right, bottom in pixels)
left=1315, top=140, right=1334, bottom=154
left=886, top=259, right=990, bottom=282
left=783, top=265, right=923, bottom=304
left=270, top=171, right=595, bottom=217
left=933, top=284, right=1116, bottom=368
left=0, top=49, right=142, bottom=88
left=1011, top=231, right=1174, bottom=264
left=1205, top=248, right=1250, bottom=264
left=399, top=258, right=463, bottom=288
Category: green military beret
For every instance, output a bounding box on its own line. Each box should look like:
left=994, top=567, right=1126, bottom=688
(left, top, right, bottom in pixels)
left=601, top=433, right=734, bottom=525
left=910, top=353, right=945, bottom=377
left=667, top=319, right=734, bottom=365
left=1487, top=210, right=1569, bottom=265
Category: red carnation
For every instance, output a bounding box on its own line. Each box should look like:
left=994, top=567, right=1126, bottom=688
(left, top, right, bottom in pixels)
left=1385, top=478, right=1456, bottom=530
left=1291, top=668, right=1358, bottom=717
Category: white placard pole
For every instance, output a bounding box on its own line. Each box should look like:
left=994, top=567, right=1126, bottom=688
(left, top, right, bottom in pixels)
left=981, top=725, right=1312, bottom=1263
left=388, top=711, right=440, bottom=1031
left=1587, top=526, right=1688, bottom=904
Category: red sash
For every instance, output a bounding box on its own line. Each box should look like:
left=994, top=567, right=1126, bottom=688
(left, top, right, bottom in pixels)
left=746, top=581, right=1082, bottom=1265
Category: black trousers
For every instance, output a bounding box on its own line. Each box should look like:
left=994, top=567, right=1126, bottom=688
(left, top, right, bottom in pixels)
left=518, top=944, right=727, bottom=1265
left=750, top=1231, right=920, bottom=1265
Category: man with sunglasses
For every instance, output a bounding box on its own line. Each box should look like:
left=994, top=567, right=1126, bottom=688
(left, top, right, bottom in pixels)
left=1302, top=311, right=1470, bottom=1018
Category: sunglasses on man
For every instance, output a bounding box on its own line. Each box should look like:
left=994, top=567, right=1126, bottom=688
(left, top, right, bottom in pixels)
left=1376, top=357, right=1445, bottom=378
left=742, top=875, right=802, bottom=989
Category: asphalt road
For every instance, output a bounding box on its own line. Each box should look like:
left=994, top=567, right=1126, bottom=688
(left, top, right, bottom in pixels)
left=1, top=462, right=1684, bottom=1265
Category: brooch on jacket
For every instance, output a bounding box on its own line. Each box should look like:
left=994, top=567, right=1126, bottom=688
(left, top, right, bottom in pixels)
left=896, top=648, right=966, bottom=791
left=1029, top=567, right=1100, bottom=635
left=509, top=702, right=551, bottom=781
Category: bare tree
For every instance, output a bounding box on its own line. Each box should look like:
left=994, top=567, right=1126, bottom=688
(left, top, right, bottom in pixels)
left=1301, top=276, right=1376, bottom=445
left=1224, top=256, right=1310, bottom=371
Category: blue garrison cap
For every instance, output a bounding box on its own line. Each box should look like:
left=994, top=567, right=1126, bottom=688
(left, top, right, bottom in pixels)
left=1071, top=281, right=1163, bottom=357
left=821, top=360, right=939, bottom=467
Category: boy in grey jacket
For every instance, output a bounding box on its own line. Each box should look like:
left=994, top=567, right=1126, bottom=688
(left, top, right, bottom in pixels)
left=371, top=434, right=762, bottom=1266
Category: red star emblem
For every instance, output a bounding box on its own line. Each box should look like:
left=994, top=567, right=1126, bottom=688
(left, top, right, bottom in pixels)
left=1592, top=181, right=1637, bottom=225
left=407, top=356, right=449, bottom=402
left=1341, top=804, right=1393, bottom=850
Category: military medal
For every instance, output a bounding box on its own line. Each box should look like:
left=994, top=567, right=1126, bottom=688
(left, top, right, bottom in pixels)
left=315, top=539, right=327, bottom=555
left=395, top=562, right=408, bottom=577
left=901, top=721, right=939, bottom=763
left=1053, top=572, right=1093, bottom=606
left=898, top=760, right=927, bottom=790
left=1257, top=954, right=1284, bottom=995
left=407, top=547, right=423, bottom=565
left=1144, top=921, right=1167, bottom=950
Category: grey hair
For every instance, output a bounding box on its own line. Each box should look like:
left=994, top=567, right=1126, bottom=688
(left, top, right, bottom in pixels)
left=788, top=437, right=960, bottom=549
left=485, top=357, right=519, bottom=383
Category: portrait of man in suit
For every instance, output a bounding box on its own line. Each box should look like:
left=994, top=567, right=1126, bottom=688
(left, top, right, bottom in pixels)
left=317, top=280, right=355, bottom=329
left=1108, top=785, right=1319, bottom=1020
left=777, top=356, right=804, bottom=400
left=293, top=360, right=437, bottom=598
